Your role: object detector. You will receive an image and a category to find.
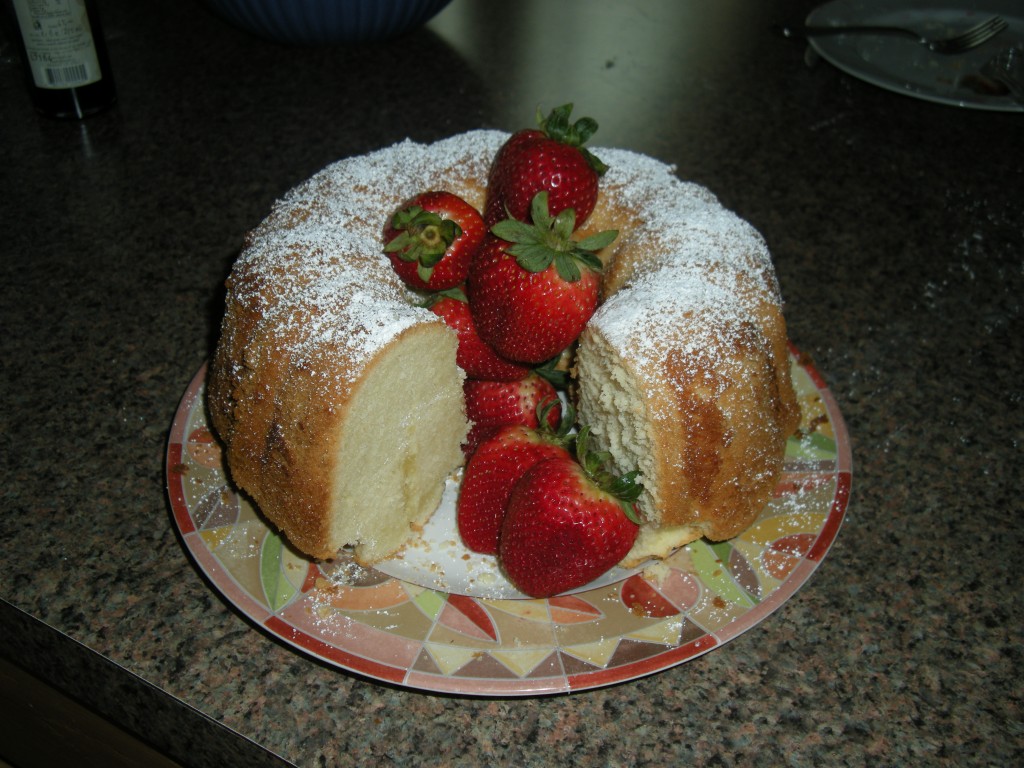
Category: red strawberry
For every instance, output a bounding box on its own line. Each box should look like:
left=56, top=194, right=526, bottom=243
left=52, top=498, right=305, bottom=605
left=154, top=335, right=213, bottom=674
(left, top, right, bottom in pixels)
left=383, top=191, right=485, bottom=291
left=499, top=426, right=642, bottom=598
left=484, top=103, right=608, bottom=229
left=457, top=401, right=573, bottom=554
left=469, top=192, right=617, bottom=364
left=463, top=373, right=561, bottom=456
left=428, top=288, right=531, bottom=382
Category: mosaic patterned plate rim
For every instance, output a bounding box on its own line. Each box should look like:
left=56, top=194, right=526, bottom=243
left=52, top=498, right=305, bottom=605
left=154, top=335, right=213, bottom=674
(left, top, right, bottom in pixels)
left=166, top=344, right=852, bottom=696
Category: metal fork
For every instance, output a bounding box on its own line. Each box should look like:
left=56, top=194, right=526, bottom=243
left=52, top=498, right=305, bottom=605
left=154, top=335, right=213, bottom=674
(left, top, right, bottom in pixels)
left=782, top=15, right=1008, bottom=55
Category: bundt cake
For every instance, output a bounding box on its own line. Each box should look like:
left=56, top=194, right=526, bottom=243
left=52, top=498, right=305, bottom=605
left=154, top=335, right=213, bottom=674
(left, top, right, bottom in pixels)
left=207, top=129, right=798, bottom=568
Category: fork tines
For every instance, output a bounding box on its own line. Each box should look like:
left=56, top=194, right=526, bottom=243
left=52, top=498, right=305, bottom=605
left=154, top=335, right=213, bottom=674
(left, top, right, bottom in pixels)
left=935, top=16, right=1008, bottom=54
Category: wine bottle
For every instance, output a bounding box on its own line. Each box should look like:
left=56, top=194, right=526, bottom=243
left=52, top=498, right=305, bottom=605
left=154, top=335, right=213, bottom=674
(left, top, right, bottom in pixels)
left=8, top=0, right=116, bottom=118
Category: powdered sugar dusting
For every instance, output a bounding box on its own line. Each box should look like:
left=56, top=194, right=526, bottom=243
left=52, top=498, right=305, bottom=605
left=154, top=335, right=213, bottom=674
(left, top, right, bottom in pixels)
left=224, top=131, right=778, bottom=395
left=224, top=131, right=507, bottom=392
left=597, top=146, right=778, bottom=296
left=585, top=146, right=781, bottom=396
left=598, top=264, right=748, bottom=361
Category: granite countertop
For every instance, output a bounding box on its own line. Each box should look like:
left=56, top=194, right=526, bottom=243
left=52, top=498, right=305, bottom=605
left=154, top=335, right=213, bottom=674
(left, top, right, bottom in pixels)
left=1, top=1, right=1021, bottom=765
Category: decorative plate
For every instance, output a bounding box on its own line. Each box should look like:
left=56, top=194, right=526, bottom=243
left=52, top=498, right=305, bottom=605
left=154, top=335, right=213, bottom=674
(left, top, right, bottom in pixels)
left=806, top=0, right=1024, bottom=111
left=166, top=347, right=851, bottom=696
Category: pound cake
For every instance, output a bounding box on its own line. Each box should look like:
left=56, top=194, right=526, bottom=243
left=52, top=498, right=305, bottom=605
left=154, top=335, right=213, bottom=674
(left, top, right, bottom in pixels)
left=208, top=129, right=799, bottom=567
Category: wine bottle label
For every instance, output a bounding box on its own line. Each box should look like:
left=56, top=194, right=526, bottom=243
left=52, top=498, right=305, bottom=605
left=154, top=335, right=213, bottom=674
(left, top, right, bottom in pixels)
left=12, top=0, right=103, bottom=90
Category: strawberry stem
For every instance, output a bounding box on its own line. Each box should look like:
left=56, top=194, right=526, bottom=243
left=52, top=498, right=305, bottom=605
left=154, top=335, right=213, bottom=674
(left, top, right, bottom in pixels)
left=385, top=206, right=463, bottom=282
left=490, top=192, right=615, bottom=282
left=536, top=398, right=575, bottom=444
left=537, top=103, right=608, bottom=176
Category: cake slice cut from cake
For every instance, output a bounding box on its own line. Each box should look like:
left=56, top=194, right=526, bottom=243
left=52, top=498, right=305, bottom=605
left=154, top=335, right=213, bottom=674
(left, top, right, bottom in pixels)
left=576, top=263, right=799, bottom=567
left=209, top=314, right=469, bottom=564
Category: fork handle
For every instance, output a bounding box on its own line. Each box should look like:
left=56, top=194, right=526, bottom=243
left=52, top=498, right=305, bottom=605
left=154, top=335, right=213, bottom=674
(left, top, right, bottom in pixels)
left=779, top=24, right=922, bottom=42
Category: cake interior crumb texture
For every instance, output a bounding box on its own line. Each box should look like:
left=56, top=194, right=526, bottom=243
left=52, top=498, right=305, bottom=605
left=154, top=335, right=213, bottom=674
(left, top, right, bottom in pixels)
left=330, top=325, right=467, bottom=564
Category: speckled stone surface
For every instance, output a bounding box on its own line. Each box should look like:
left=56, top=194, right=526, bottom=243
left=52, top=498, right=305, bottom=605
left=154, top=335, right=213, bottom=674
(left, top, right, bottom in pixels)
left=1, top=1, right=1021, bottom=766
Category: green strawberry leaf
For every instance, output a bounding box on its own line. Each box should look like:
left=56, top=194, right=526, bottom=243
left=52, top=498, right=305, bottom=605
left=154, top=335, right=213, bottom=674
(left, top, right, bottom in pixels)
left=577, top=229, right=618, bottom=252
left=507, top=242, right=556, bottom=272
left=580, top=147, right=608, bottom=176
left=553, top=252, right=582, bottom=282
left=533, top=355, right=570, bottom=389
left=573, top=250, right=604, bottom=272
left=436, top=286, right=468, bottom=302
left=491, top=217, right=538, bottom=243
left=573, top=426, right=644, bottom=523
left=606, top=470, right=644, bottom=505
left=573, top=116, right=598, bottom=144
left=383, top=230, right=417, bottom=255
left=438, top=218, right=462, bottom=245
left=539, top=103, right=574, bottom=142
left=536, top=104, right=607, bottom=174
left=530, top=192, right=554, bottom=229
left=552, top=208, right=577, bottom=241
left=416, top=262, right=435, bottom=283
left=532, top=397, right=576, bottom=444
left=390, top=204, right=426, bottom=230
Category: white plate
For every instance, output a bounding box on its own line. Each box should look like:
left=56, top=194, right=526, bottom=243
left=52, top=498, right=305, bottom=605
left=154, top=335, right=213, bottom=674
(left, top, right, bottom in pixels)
left=373, top=474, right=647, bottom=599
left=806, top=0, right=1024, bottom=111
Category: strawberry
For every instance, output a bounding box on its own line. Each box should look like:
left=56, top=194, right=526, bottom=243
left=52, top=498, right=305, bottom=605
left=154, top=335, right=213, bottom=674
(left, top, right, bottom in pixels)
left=383, top=191, right=485, bottom=291
left=427, top=288, right=531, bottom=382
left=484, top=103, right=608, bottom=229
left=457, top=401, right=573, bottom=554
left=469, top=192, right=617, bottom=364
left=463, top=373, right=561, bottom=456
left=499, top=426, right=642, bottom=598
